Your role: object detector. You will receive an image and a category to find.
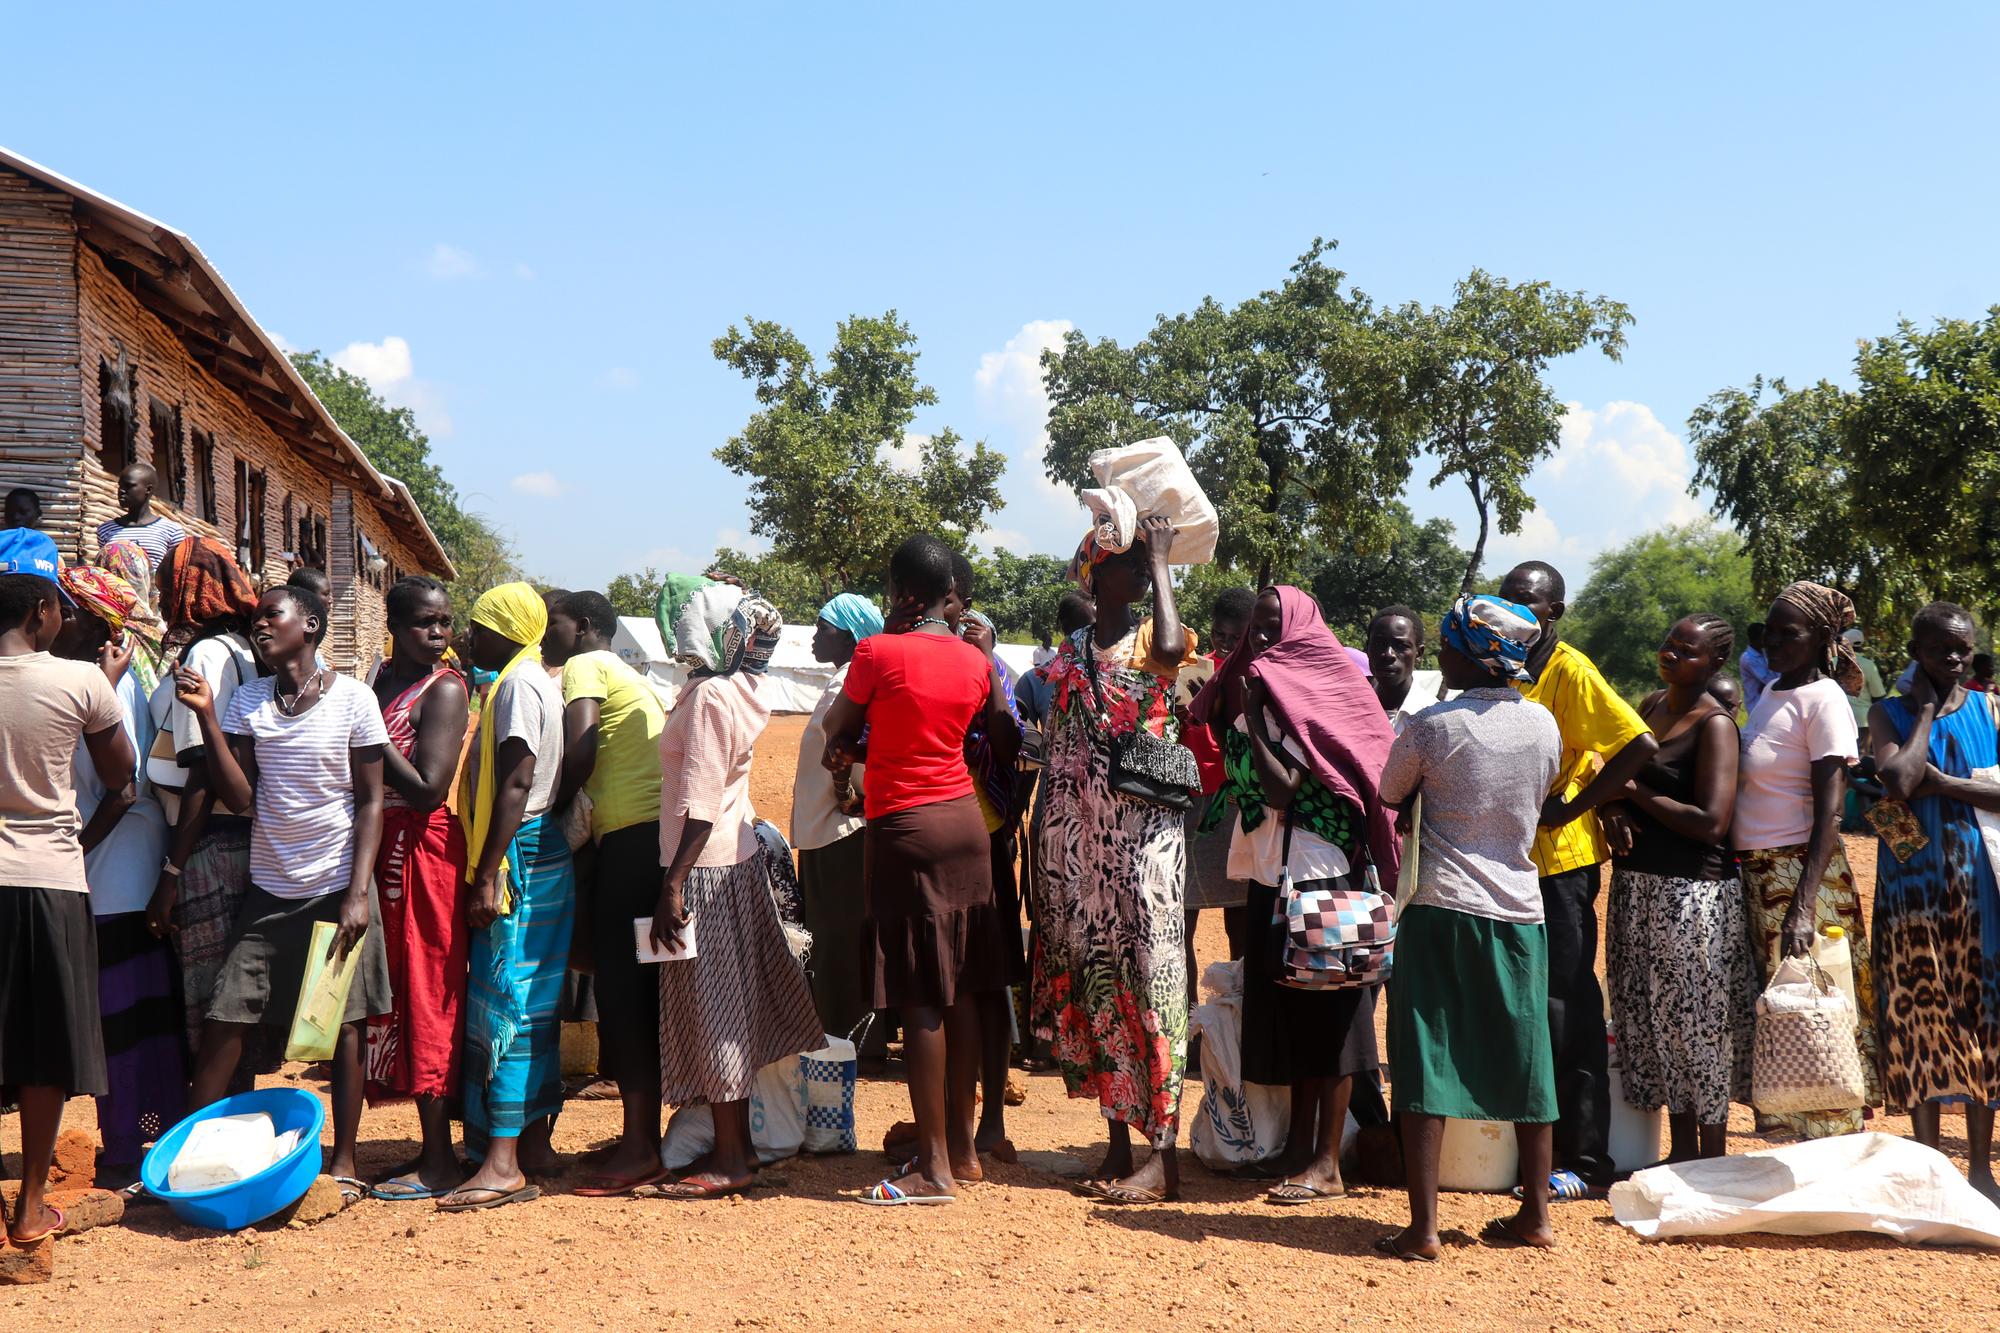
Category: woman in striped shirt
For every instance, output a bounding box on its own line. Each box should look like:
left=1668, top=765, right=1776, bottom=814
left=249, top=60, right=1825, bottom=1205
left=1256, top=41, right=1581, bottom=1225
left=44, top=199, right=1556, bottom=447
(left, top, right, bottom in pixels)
left=173, top=583, right=392, bottom=1198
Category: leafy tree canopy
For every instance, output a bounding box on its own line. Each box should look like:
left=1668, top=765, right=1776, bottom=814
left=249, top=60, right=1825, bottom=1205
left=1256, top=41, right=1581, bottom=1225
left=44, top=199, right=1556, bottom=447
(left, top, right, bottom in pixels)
left=1395, top=272, right=1632, bottom=593
left=606, top=567, right=664, bottom=620
left=708, top=547, right=831, bottom=625
left=1041, top=240, right=1427, bottom=586
left=290, top=350, right=520, bottom=600
left=1564, top=522, right=1758, bottom=702
left=968, top=549, right=1072, bottom=643
left=713, top=313, right=1007, bottom=598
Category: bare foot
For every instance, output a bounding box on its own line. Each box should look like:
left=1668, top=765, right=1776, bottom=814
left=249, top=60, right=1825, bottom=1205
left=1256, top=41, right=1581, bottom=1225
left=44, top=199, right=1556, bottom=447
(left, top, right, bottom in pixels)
left=1971, top=1173, right=2000, bottom=1209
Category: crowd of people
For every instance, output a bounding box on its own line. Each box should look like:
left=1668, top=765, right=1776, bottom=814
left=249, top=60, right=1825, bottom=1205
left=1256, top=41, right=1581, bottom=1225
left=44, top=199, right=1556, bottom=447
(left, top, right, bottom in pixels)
left=3, top=476, right=1999, bottom=1263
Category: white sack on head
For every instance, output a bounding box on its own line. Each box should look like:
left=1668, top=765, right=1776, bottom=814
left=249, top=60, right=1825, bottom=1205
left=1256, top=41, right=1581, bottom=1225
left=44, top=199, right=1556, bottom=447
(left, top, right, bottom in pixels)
left=1085, top=436, right=1219, bottom=566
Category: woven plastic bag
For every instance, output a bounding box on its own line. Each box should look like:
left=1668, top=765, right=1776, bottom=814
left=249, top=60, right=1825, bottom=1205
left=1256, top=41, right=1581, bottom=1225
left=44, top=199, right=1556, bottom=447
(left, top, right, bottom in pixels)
left=1188, top=961, right=1291, bottom=1168
left=1752, top=955, right=1865, bottom=1114
left=799, top=1020, right=865, bottom=1154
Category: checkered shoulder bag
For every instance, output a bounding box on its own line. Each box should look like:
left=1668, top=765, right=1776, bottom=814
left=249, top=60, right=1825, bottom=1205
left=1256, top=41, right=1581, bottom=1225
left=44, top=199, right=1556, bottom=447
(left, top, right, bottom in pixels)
left=1272, top=807, right=1396, bottom=991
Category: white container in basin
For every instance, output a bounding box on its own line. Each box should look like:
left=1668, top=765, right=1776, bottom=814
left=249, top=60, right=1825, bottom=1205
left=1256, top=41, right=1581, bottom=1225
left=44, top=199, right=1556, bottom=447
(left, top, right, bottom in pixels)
left=1606, top=1034, right=1665, bottom=1172
left=1439, top=1118, right=1518, bottom=1192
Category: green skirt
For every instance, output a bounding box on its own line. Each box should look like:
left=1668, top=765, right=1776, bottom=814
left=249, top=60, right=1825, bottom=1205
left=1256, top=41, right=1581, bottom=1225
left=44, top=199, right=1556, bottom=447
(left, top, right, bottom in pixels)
left=1387, top=904, right=1557, bottom=1123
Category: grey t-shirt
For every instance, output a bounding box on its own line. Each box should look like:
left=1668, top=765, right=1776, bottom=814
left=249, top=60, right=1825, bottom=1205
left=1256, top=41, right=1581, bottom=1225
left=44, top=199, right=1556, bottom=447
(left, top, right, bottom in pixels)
left=1378, top=687, right=1562, bottom=925
left=482, top=668, right=565, bottom=818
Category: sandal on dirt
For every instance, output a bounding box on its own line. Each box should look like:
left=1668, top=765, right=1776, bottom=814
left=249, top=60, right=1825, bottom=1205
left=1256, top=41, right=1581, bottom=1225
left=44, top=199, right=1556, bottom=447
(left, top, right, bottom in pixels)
left=1373, top=1234, right=1438, bottom=1264
left=436, top=1184, right=542, bottom=1213
left=572, top=1165, right=673, bottom=1197
left=370, top=1178, right=457, bottom=1201
left=1266, top=1179, right=1345, bottom=1205
left=1480, top=1217, right=1553, bottom=1249
left=7, top=1205, right=65, bottom=1246
left=1082, top=1182, right=1178, bottom=1205
left=632, top=1177, right=750, bottom=1201
left=856, top=1178, right=956, bottom=1206
left=334, top=1176, right=368, bottom=1205
left=1512, top=1169, right=1592, bottom=1202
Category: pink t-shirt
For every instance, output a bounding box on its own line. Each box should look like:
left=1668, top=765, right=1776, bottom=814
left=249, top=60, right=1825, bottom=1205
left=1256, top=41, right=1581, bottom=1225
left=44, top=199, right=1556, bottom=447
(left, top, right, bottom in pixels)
left=1732, top=677, right=1858, bottom=851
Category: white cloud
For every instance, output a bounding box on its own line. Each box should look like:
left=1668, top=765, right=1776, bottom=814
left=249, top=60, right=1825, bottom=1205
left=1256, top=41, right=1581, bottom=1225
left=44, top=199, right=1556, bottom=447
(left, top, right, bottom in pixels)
left=513, top=262, right=536, bottom=281
left=331, top=335, right=454, bottom=436
left=510, top=471, right=566, bottom=499
left=715, top=526, right=769, bottom=556
left=1547, top=400, right=1704, bottom=525
left=975, top=527, right=1032, bottom=555
left=632, top=545, right=695, bottom=574
left=972, top=319, right=1086, bottom=550
left=597, top=366, right=641, bottom=391
left=1486, top=506, right=1588, bottom=567
left=886, top=431, right=928, bottom=474
left=424, top=243, right=479, bottom=280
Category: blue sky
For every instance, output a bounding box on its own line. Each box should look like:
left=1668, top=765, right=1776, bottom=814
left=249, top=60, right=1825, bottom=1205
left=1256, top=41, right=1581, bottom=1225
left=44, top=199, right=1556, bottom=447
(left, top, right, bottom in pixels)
left=6, top=4, right=1997, bottom=592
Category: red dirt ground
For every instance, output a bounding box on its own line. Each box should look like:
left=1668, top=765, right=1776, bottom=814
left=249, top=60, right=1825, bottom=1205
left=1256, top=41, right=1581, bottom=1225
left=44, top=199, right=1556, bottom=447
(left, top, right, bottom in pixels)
left=4, top=717, right=1995, bottom=1331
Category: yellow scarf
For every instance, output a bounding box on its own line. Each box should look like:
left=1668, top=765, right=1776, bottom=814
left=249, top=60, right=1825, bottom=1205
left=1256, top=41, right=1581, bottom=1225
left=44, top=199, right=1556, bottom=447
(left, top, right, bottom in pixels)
left=461, top=583, right=549, bottom=891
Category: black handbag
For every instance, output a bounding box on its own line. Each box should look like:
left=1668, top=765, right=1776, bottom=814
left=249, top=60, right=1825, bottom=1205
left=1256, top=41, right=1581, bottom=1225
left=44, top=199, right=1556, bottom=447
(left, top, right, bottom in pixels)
left=1083, top=637, right=1200, bottom=812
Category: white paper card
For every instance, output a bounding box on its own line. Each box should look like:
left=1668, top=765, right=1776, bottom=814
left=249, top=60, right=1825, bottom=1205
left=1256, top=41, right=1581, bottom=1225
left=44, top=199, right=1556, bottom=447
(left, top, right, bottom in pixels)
left=635, top=915, right=697, bottom=963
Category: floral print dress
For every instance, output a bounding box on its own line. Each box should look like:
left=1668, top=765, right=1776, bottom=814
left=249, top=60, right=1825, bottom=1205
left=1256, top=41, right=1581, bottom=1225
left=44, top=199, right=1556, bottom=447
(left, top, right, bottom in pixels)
left=1030, top=623, right=1190, bottom=1147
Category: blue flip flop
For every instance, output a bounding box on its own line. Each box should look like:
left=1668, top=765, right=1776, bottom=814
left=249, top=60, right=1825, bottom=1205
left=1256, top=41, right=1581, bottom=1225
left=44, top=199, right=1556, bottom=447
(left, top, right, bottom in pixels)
left=1512, top=1168, right=1591, bottom=1202
left=370, top=1178, right=454, bottom=1201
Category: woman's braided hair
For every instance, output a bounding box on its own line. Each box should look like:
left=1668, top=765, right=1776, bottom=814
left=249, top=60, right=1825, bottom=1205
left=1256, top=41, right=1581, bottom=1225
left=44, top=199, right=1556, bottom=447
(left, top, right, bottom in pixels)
left=1685, top=612, right=1735, bottom=681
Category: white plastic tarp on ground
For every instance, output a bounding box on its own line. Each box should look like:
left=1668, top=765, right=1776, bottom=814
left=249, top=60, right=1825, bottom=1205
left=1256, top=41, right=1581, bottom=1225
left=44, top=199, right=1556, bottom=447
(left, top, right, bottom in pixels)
left=1609, top=1132, right=2000, bottom=1248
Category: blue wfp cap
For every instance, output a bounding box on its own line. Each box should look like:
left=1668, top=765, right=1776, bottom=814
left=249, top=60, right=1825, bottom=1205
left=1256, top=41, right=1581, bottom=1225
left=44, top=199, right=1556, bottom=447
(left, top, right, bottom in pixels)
left=0, top=527, right=61, bottom=585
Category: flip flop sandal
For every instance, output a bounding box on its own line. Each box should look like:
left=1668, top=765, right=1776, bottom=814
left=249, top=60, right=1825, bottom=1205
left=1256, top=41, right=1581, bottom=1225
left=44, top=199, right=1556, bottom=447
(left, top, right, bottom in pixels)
left=369, top=1178, right=458, bottom=1201
left=1512, top=1169, right=1591, bottom=1202
left=631, top=1177, right=750, bottom=1201
left=435, top=1184, right=542, bottom=1213
left=1480, top=1217, right=1551, bottom=1249
left=856, top=1179, right=956, bottom=1206
left=8, top=1205, right=65, bottom=1246
left=334, top=1176, right=368, bottom=1206
left=1090, top=1184, right=1177, bottom=1206
left=1372, top=1235, right=1438, bottom=1264
left=1265, top=1179, right=1345, bottom=1205
left=572, top=1165, right=673, bottom=1198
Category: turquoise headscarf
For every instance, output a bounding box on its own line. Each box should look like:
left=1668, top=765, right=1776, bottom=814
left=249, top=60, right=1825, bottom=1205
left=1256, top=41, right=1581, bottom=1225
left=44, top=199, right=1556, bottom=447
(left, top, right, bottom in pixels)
left=1441, top=594, right=1540, bottom=681
left=817, top=592, right=883, bottom=644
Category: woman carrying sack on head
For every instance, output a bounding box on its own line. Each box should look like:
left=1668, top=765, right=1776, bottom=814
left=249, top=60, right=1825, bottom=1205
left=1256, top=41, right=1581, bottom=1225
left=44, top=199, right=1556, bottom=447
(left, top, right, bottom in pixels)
left=1190, top=586, right=1397, bottom=1205
left=1031, top=513, right=1199, bottom=1205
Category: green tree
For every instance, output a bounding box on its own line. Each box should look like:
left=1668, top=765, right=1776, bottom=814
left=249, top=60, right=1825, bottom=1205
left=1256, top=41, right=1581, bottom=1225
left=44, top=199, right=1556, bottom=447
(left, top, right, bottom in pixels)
left=1686, top=374, right=1926, bottom=640
left=1844, top=309, right=2000, bottom=618
left=1397, top=272, right=1633, bottom=592
left=1297, top=502, right=1468, bottom=644
left=290, top=350, right=519, bottom=597
left=712, top=313, right=1007, bottom=598
left=1563, top=523, right=1759, bottom=701
left=1041, top=240, right=1426, bottom=586
left=973, top=549, right=1072, bottom=643
left=606, top=567, right=665, bottom=620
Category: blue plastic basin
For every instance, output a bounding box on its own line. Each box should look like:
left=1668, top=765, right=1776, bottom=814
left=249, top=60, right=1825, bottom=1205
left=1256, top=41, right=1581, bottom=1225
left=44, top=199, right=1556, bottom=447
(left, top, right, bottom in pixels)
left=140, top=1088, right=326, bottom=1230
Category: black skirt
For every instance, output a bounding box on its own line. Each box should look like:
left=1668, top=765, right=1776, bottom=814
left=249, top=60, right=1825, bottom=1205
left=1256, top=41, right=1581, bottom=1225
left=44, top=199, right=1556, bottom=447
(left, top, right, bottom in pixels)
left=0, top=887, right=108, bottom=1097
left=862, top=794, right=1004, bottom=1010
left=1239, top=877, right=1381, bottom=1086
left=206, top=884, right=393, bottom=1028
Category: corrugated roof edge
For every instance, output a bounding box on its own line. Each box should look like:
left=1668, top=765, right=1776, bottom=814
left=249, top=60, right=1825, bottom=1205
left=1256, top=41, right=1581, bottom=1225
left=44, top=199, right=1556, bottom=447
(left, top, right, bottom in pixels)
left=0, top=144, right=457, bottom=580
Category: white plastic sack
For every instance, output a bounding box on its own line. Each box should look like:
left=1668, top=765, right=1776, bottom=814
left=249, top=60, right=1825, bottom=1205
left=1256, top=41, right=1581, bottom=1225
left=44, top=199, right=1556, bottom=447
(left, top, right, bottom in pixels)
left=800, top=1033, right=858, bottom=1154
left=1084, top=436, right=1218, bottom=567
left=660, top=1056, right=807, bottom=1170
left=169, top=1112, right=279, bottom=1192
left=1187, top=960, right=1291, bottom=1169
left=1610, top=1133, right=2000, bottom=1248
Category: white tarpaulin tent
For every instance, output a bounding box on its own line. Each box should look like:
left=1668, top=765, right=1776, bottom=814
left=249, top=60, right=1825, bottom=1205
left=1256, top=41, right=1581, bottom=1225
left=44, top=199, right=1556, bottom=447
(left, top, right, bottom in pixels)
left=611, top=616, right=835, bottom=714
left=612, top=617, right=1049, bottom=714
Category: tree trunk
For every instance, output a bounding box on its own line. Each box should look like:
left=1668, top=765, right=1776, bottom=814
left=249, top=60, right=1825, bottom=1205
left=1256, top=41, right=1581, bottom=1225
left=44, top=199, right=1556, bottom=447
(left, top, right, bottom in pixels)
left=1459, top=473, right=1489, bottom=595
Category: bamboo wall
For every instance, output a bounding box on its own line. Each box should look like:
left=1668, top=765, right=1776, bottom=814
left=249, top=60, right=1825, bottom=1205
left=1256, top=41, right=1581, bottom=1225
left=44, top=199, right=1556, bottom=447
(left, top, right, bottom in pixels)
left=0, top=172, right=85, bottom=539
left=0, top=165, right=435, bottom=676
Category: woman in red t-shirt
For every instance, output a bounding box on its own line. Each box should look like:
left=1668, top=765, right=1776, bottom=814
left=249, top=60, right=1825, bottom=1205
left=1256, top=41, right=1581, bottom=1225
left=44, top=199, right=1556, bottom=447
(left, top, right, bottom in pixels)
left=822, top=534, right=1019, bottom=1205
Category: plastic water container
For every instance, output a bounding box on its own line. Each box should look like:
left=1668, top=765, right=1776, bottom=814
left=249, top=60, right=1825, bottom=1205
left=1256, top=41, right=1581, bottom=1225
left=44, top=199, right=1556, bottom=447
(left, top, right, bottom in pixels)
left=141, top=1088, right=325, bottom=1230
left=1438, top=1118, right=1518, bottom=1192
left=1607, top=1034, right=1664, bottom=1172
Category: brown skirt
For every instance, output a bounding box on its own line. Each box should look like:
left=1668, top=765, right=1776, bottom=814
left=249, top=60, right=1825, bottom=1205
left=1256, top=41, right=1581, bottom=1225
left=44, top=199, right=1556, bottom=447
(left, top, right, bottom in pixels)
left=863, top=794, right=1005, bottom=1010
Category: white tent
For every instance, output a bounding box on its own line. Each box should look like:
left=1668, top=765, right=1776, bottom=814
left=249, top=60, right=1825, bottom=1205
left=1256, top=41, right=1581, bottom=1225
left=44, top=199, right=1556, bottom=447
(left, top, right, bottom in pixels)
left=610, top=616, right=835, bottom=714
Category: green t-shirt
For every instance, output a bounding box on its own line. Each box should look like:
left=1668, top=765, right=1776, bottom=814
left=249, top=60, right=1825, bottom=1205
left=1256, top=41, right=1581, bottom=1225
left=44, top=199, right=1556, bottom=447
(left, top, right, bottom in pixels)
left=560, top=649, right=666, bottom=837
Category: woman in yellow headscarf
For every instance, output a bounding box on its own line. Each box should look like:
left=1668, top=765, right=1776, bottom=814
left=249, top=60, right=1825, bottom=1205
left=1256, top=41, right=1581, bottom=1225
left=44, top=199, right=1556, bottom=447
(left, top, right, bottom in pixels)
left=443, top=582, right=574, bottom=1213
